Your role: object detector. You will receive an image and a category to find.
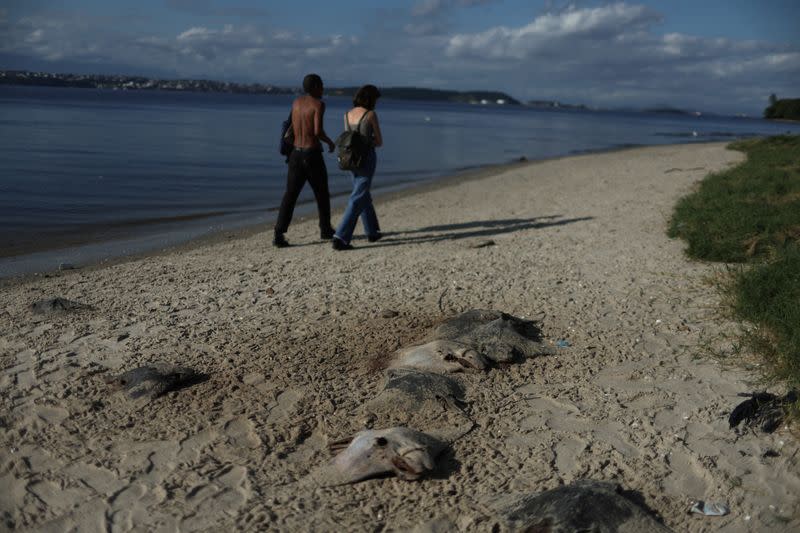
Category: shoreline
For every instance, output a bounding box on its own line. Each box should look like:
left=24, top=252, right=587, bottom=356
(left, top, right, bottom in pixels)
left=0, top=139, right=725, bottom=287
left=0, top=156, right=533, bottom=286
left=3, top=141, right=799, bottom=531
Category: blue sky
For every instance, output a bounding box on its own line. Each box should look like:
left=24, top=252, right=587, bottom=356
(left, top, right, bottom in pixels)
left=2, top=1, right=798, bottom=114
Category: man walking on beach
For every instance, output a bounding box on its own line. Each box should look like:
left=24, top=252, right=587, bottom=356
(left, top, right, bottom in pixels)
left=273, top=73, right=336, bottom=248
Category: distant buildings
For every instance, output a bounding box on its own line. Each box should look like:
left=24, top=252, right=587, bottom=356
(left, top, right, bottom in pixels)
left=0, top=70, right=297, bottom=95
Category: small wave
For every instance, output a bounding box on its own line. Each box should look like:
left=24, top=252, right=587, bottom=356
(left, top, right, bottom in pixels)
left=655, top=131, right=760, bottom=138
left=569, top=143, right=645, bottom=156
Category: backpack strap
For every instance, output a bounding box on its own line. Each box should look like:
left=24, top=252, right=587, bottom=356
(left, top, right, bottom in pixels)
left=356, top=110, right=370, bottom=132
left=345, top=109, right=370, bottom=133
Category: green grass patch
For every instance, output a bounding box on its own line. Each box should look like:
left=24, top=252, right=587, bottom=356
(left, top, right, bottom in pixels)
left=668, top=135, right=800, bottom=262
left=670, top=135, right=800, bottom=390
left=731, top=244, right=800, bottom=388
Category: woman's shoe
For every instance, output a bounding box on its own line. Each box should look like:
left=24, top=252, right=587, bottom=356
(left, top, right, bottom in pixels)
left=332, top=238, right=354, bottom=251
left=320, top=227, right=335, bottom=240
left=367, top=232, right=383, bottom=243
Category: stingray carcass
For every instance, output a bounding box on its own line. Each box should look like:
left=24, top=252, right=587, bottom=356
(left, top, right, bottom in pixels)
left=106, top=363, right=204, bottom=400
left=389, top=340, right=489, bottom=373
left=388, top=309, right=550, bottom=373
left=31, top=297, right=92, bottom=315
left=361, top=369, right=474, bottom=442
left=500, top=480, right=670, bottom=532
left=433, top=309, right=549, bottom=363
left=310, top=427, right=446, bottom=486
left=382, top=368, right=466, bottom=408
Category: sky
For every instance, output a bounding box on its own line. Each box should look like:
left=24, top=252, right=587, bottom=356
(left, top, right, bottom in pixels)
left=1, top=1, right=799, bottom=114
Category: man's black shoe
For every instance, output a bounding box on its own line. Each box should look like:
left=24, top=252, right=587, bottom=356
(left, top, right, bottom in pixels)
left=273, top=233, right=290, bottom=248
left=367, top=232, right=383, bottom=243
left=320, top=228, right=335, bottom=240
left=332, top=238, right=354, bottom=251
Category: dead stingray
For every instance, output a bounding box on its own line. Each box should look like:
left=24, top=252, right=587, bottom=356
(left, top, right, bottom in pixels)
left=361, top=369, right=474, bottom=442
left=106, top=363, right=205, bottom=400
left=383, top=368, right=466, bottom=408
left=433, top=309, right=549, bottom=363
left=388, top=309, right=550, bottom=373
left=31, top=297, right=92, bottom=315
left=500, top=480, right=671, bottom=532
left=389, top=340, right=490, bottom=373
left=309, top=427, right=446, bottom=486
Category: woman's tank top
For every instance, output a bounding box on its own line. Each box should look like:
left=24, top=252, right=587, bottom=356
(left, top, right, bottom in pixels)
left=345, top=109, right=374, bottom=145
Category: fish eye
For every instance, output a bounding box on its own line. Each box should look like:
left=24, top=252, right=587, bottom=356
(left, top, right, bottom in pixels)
left=376, top=437, right=388, bottom=446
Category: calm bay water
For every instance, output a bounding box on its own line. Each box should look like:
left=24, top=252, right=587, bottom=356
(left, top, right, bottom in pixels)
left=1, top=85, right=798, bottom=277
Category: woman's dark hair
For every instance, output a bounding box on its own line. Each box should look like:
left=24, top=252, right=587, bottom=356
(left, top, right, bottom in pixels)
left=353, top=84, right=381, bottom=110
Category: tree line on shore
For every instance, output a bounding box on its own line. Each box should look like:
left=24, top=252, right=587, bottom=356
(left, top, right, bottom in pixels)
left=765, top=94, right=800, bottom=120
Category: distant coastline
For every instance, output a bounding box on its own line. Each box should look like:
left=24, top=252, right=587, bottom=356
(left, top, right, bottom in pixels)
left=0, top=70, right=520, bottom=106
left=0, top=69, right=771, bottom=118
left=0, top=69, right=295, bottom=95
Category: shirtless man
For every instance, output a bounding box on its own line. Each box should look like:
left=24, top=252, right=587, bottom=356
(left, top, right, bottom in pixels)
left=273, top=73, right=336, bottom=248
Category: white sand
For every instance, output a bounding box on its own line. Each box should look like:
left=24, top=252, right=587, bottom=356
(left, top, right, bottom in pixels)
left=1, top=142, right=798, bottom=531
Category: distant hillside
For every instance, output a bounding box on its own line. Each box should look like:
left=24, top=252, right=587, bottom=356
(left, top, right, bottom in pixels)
left=764, top=98, right=800, bottom=120
left=0, top=70, right=293, bottom=94
left=0, top=71, right=520, bottom=106
left=644, top=106, right=699, bottom=115
left=330, top=86, right=520, bottom=105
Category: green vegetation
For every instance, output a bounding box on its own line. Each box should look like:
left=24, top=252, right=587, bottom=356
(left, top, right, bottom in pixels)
left=764, top=98, right=800, bottom=120
left=669, top=136, right=800, bottom=262
left=732, top=245, right=800, bottom=383
left=669, top=135, right=800, bottom=389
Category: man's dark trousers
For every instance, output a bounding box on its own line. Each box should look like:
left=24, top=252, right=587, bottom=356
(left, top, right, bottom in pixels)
left=275, top=148, right=332, bottom=235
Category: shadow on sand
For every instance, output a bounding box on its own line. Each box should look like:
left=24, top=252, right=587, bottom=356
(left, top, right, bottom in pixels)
left=356, top=215, right=594, bottom=248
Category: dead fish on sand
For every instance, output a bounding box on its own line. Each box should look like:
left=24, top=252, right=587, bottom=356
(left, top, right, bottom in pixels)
left=382, top=368, right=466, bottom=409
left=310, top=427, right=446, bottom=486
left=389, top=309, right=550, bottom=373
left=500, top=480, right=670, bottom=532
left=106, top=363, right=205, bottom=400
left=31, top=297, right=92, bottom=315
left=362, top=369, right=474, bottom=442
left=434, top=309, right=549, bottom=364
left=389, top=340, right=489, bottom=373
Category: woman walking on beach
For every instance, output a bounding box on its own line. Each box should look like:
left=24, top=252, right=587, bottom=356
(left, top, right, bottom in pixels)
left=332, top=85, right=383, bottom=251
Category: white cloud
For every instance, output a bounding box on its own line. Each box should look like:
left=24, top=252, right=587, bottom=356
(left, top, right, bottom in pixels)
left=177, top=27, right=212, bottom=40
left=2, top=3, right=798, bottom=113
left=25, top=29, right=44, bottom=44
left=412, top=0, right=497, bottom=17
left=1, top=15, right=361, bottom=81
left=446, top=3, right=660, bottom=59
left=165, top=0, right=269, bottom=18
left=437, top=2, right=799, bottom=111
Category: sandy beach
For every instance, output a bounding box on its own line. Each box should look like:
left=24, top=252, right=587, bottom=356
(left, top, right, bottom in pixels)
left=2, top=142, right=799, bottom=531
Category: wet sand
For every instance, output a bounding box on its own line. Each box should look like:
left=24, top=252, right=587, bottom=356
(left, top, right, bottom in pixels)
left=1, top=142, right=799, bottom=531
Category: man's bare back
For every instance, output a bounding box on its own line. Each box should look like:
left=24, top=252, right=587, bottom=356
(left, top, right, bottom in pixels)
left=292, top=95, right=334, bottom=152
left=273, top=74, right=335, bottom=247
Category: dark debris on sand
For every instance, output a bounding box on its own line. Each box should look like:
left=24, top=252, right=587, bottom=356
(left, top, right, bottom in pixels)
left=728, top=390, right=798, bottom=433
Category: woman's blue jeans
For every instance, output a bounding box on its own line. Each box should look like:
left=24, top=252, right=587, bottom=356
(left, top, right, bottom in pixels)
left=334, top=150, right=380, bottom=244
